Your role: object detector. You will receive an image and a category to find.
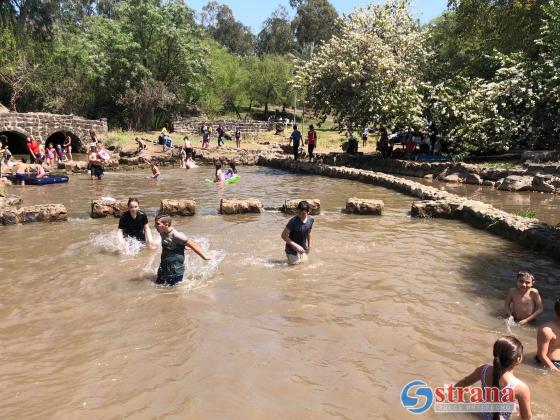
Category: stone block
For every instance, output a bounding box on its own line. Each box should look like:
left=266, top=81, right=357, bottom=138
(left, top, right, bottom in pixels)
left=532, top=174, right=556, bottom=193
left=411, top=200, right=456, bottom=218
left=91, top=198, right=127, bottom=218
left=0, top=195, right=22, bottom=208
left=345, top=197, right=384, bottom=215
left=0, top=204, right=67, bottom=225
left=282, top=199, right=321, bottom=215
left=496, top=175, right=534, bottom=192
left=161, top=199, right=196, bottom=216
left=220, top=198, right=262, bottom=214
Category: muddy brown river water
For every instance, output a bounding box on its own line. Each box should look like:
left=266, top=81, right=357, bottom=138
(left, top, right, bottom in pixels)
left=1, top=166, right=559, bottom=419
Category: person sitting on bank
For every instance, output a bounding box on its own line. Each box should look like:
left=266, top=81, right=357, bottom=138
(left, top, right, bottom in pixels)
left=347, top=130, right=358, bottom=154
left=536, top=298, right=560, bottom=372
left=135, top=137, right=147, bottom=155
left=117, top=197, right=156, bottom=251
left=281, top=200, right=314, bottom=265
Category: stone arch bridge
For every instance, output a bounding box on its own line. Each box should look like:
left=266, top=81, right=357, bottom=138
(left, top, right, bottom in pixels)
left=0, top=111, right=108, bottom=154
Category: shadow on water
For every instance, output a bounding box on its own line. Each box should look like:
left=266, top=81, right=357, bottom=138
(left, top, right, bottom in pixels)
left=455, top=247, right=560, bottom=325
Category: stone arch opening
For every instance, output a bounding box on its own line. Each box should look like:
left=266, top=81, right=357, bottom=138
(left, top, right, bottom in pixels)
left=45, top=130, right=81, bottom=151
left=0, top=130, right=29, bottom=155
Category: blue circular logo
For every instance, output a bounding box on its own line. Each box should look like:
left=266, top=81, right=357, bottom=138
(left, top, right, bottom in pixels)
left=400, top=380, right=434, bottom=414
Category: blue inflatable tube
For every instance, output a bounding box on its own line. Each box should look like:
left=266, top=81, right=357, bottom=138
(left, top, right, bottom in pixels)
left=8, top=175, right=69, bottom=185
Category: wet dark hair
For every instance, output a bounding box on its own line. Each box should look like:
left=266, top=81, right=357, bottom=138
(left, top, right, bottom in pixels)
left=492, top=336, right=523, bottom=420
left=183, top=135, right=189, bottom=140
left=517, top=271, right=535, bottom=282
left=127, top=197, right=139, bottom=206
left=155, top=213, right=172, bottom=226
left=555, top=299, right=560, bottom=317
left=230, top=161, right=237, bottom=173
left=309, top=124, right=314, bottom=130
left=297, top=200, right=310, bottom=212
left=293, top=125, right=298, bottom=130
left=215, top=162, right=222, bottom=169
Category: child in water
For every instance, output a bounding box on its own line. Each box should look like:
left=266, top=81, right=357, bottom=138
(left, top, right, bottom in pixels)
left=224, top=161, right=237, bottom=180
left=455, top=336, right=531, bottom=420
left=150, top=161, right=161, bottom=180
left=35, top=158, right=48, bottom=179
left=153, top=213, right=210, bottom=286
left=56, top=144, right=65, bottom=163
left=536, top=298, right=560, bottom=371
left=45, top=143, right=56, bottom=166
left=214, top=162, right=224, bottom=182
left=185, top=153, right=196, bottom=169
left=505, top=271, right=543, bottom=325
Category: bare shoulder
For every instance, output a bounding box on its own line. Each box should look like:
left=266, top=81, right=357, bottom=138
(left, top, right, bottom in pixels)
left=514, top=379, right=530, bottom=397
left=538, top=323, right=554, bottom=337
left=529, top=288, right=542, bottom=298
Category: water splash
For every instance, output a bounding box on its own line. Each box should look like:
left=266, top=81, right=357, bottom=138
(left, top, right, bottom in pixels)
left=90, top=231, right=146, bottom=257
left=139, top=235, right=225, bottom=291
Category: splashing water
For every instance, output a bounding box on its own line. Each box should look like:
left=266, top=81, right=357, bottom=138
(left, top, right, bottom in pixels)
left=90, top=231, right=146, bottom=257
left=140, top=235, right=225, bottom=291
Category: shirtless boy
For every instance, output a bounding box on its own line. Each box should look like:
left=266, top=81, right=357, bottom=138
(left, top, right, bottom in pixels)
left=504, top=271, right=543, bottom=325
left=536, top=299, right=560, bottom=372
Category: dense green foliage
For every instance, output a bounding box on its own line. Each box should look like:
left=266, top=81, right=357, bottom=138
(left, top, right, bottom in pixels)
left=298, top=0, right=560, bottom=158
left=3, top=0, right=560, bottom=158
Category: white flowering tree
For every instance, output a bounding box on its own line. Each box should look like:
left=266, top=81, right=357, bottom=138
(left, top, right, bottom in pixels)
left=294, top=0, right=428, bottom=130
left=428, top=55, right=536, bottom=159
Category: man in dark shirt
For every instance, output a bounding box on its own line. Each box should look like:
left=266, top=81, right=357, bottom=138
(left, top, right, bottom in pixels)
left=117, top=197, right=155, bottom=250
left=289, top=125, right=303, bottom=161
left=281, top=200, right=314, bottom=265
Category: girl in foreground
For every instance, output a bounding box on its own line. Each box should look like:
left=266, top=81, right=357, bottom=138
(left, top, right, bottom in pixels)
left=455, top=336, right=531, bottom=420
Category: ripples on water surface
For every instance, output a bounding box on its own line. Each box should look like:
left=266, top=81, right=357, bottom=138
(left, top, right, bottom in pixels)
left=1, top=166, right=559, bottom=418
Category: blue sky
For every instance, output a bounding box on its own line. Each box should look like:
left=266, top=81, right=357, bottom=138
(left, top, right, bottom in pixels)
left=185, top=0, right=449, bottom=33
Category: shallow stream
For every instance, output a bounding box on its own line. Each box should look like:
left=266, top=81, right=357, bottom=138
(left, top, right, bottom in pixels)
left=1, top=166, right=558, bottom=418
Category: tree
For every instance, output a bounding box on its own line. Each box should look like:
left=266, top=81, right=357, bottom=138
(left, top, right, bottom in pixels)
left=200, top=41, right=249, bottom=117
left=296, top=0, right=428, bottom=129
left=247, top=54, right=293, bottom=116
left=432, top=0, right=547, bottom=79
left=257, top=6, right=296, bottom=56
left=290, top=0, right=338, bottom=48
left=201, top=1, right=255, bottom=56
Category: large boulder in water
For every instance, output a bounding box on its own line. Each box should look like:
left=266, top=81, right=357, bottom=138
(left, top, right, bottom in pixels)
left=91, top=198, right=127, bottom=218
left=0, top=204, right=67, bottom=225
left=282, top=199, right=321, bottom=215
left=411, top=200, right=458, bottom=219
left=496, top=175, right=534, bottom=192
left=437, top=164, right=482, bottom=185
left=346, top=198, right=384, bottom=215
left=161, top=199, right=196, bottom=216
left=220, top=198, right=262, bottom=214
left=532, top=174, right=556, bottom=193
